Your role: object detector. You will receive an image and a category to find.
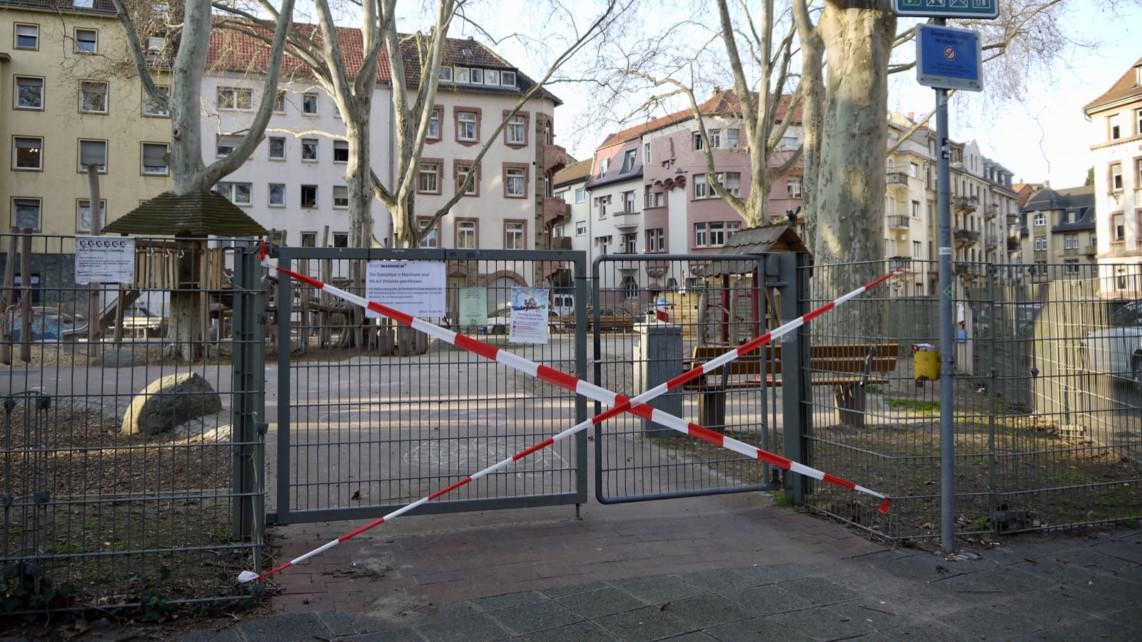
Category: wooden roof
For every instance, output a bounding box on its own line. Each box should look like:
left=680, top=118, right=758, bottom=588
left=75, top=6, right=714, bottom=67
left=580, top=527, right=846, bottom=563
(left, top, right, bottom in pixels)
left=103, top=191, right=267, bottom=236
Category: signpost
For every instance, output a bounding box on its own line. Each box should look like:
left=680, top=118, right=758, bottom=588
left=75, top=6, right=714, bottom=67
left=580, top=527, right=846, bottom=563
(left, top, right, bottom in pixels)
left=900, top=5, right=991, bottom=555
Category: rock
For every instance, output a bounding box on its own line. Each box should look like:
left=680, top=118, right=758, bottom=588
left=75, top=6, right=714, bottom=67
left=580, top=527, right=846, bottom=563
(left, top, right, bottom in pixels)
left=121, top=373, right=223, bottom=436
left=91, top=349, right=138, bottom=368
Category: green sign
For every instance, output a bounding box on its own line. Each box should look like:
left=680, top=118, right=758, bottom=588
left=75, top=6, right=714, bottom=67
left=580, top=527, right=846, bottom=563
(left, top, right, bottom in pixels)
left=894, top=0, right=998, bottom=19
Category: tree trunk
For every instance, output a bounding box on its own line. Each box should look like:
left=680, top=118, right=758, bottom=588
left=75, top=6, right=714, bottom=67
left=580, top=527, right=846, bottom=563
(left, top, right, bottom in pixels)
left=346, top=120, right=374, bottom=248
left=794, top=0, right=825, bottom=249
left=813, top=0, right=895, bottom=336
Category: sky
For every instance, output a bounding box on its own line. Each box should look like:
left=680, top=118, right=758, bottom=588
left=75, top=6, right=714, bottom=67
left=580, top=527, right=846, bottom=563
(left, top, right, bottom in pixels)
left=423, top=0, right=1142, bottom=188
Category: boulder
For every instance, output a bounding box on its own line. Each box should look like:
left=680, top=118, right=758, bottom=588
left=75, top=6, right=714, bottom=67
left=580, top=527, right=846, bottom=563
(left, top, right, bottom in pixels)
left=91, top=349, right=139, bottom=368
left=121, top=373, right=223, bottom=436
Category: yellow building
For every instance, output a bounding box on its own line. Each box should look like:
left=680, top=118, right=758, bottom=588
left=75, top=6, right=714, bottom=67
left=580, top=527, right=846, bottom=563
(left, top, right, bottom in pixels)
left=1, top=0, right=170, bottom=236
left=1020, top=185, right=1098, bottom=279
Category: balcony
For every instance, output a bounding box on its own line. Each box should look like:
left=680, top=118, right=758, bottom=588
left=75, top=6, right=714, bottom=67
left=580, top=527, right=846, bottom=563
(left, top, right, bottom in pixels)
left=953, top=228, right=980, bottom=245
left=952, top=195, right=977, bottom=214
left=1007, top=238, right=1021, bottom=252
left=1063, top=246, right=1079, bottom=257
left=1006, top=213, right=1019, bottom=226
left=985, top=202, right=998, bottom=219
left=886, top=172, right=909, bottom=190
left=544, top=197, right=569, bottom=226
left=1084, top=244, right=1097, bottom=257
left=543, top=143, right=570, bottom=173
left=549, top=236, right=573, bottom=250
left=887, top=215, right=910, bottom=232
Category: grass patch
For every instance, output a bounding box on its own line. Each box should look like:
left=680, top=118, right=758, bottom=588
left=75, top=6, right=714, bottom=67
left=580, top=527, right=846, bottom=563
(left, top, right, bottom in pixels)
left=772, top=490, right=796, bottom=507
left=887, top=398, right=940, bottom=413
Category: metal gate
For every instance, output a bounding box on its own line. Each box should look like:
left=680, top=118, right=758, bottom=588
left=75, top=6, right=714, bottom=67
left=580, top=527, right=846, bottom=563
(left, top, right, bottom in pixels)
left=267, top=247, right=588, bottom=524
left=591, top=253, right=796, bottom=503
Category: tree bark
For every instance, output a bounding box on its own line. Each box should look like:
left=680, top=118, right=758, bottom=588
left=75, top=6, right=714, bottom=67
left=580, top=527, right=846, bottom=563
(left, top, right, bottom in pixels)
left=793, top=0, right=825, bottom=249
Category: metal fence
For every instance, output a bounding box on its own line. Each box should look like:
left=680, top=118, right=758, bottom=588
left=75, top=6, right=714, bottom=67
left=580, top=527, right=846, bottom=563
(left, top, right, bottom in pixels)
left=0, top=233, right=263, bottom=615
left=801, top=259, right=1142, bottom=541
left=267, top=247, right=588, bottom=525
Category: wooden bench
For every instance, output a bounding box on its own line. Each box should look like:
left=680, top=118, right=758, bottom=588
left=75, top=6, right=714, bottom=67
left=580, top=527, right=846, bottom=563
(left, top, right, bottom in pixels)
left=685, top=342, right=900, bottom=429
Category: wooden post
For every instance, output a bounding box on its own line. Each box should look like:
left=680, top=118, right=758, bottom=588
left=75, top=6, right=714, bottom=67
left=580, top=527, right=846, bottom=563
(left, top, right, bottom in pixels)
left=19, top=230, right=33, bottom=363
left=1, top=230, right=17, bottom=365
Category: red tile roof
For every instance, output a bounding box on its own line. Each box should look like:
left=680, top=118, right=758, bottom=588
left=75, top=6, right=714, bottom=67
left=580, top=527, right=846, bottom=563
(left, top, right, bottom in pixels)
left=597, top=91, right=798, bottom=149
left=1084, top=57, right=1142, bottom=114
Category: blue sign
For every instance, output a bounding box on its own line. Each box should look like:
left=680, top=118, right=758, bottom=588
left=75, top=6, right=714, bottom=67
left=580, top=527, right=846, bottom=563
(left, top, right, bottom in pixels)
left=916, top=24, right=983, bottom=92
left=895, top=0, right=999, bottom=19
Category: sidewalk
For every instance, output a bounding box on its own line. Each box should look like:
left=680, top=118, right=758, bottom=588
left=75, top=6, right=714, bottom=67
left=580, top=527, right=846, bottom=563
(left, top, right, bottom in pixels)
left=176, top=493, right=1142, bottom=641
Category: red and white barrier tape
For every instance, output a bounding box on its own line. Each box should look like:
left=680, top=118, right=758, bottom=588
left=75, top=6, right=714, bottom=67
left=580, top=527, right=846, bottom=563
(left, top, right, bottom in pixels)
left=239, top=247, right=897, bottom=584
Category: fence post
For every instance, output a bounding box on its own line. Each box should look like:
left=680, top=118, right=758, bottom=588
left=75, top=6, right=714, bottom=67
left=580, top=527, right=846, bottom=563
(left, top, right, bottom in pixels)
left=1, top=231, right=17, bottom=365
left=19, top=230, right=32, bottom=363
left=231, top=247, right=261, bottom=541
left=776, top=251, right=812, bottom=503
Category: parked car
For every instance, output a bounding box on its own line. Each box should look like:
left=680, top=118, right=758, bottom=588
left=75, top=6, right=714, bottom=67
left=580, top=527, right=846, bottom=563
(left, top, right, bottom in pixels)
left=1084, top=300, right=1142, bottom=389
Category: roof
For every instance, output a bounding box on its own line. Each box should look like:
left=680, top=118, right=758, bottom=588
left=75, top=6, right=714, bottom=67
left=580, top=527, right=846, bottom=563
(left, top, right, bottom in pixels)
left=553, top=159, right=592, bottom=188
left=1084, top=57, right=1142, bottom=114
left=586, top=139, right=643, bottom=189
left=707, top=225, right=810, bottom=276
left=0, top=0, right=116, bottom=14
left=1022, top=185, right=1096, bottom=232
left=206, top=20, right=557, bottom=103
left=598, top=91, right=798, bottom=149
left=103, top=191, right=268, bottom=236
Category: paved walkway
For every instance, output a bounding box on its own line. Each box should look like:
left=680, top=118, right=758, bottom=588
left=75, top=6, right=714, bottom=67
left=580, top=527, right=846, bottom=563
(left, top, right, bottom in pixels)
left=172, top=493, right=1142, bottom=641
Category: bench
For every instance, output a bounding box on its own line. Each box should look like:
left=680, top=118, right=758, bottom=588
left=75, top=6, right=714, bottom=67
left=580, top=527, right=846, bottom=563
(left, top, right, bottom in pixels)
left=685, top=342, right=900, bottom=429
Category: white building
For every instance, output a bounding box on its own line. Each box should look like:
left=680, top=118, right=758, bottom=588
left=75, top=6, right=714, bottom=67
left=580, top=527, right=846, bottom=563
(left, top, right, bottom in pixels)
left=552, top=159, right=590, bottom=251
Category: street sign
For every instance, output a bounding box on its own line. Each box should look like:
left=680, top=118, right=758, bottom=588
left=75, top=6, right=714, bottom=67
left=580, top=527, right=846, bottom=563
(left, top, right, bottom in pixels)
left=895, top=0, right=999, bottom=19
left=916, top=24, right=983, bottom=92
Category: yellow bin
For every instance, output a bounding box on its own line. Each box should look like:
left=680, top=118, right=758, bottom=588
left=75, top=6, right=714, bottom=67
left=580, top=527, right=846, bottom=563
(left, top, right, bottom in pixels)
left=914, top=348, right=940, bottom=381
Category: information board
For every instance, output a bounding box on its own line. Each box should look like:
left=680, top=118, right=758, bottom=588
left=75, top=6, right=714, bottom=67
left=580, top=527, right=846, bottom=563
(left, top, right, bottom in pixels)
left=365, top=260, right=446, bottom=319
left=75, top=236, right=135, bottom=284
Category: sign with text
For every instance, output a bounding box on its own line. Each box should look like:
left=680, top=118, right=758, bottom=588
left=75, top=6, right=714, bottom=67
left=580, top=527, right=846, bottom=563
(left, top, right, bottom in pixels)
left=75, top=236, right=135, bottom=284
left=458, top=287, right=488, bottom=329
left=895, top=0, right=999, bottom=19
left=365, top=260, right=446, bottom=319
left=508, top=287, right=550, bottom=345
left=916, top=24, right=983, bottom=91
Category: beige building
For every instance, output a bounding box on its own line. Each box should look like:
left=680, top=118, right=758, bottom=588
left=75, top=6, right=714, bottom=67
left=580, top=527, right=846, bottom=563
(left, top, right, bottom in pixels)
left=1020, top=185, right=1097, bottom=279
left=1, top=0, right=171, bottom=236
left=885, top=113, right=936, bottom=294
left=1084, top=56, right=1142, bottom=299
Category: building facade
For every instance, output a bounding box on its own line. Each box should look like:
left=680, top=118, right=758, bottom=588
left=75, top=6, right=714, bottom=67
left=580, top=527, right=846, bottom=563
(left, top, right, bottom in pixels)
left=1085, top=57, right=1142, bottom=299
left=1020, top=185, right=1097, bottom=278
left=552, top=158, right=589, bottom=249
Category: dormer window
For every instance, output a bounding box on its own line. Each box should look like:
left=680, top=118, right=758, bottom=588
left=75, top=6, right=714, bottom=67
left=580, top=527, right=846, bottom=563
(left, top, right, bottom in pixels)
left=471, top=68, right=484, bottom=84
left=621, top=149, right=636, bottom=173
left=485, top=69, right=500, bottom=86
left=455, top=67, right=470, bottom=83
left=439, top=66, right=453, bottom=82
left=598, top=157, right=609, bottom=177
left=502, top=71, right=517, bottom=87
left=1136, top=65, right=1142, bottom=85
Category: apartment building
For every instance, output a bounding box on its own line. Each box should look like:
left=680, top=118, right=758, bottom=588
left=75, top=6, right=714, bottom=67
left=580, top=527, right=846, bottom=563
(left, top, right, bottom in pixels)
left=552, top=158, right=589, bottom=249
left=1084, top=56, right=1142, bottom=299
left=1, top=0, right=171, bottom=236
left=1020, top=185, right=1097, bottom=277
left=885, top=114, right=936, bottom=294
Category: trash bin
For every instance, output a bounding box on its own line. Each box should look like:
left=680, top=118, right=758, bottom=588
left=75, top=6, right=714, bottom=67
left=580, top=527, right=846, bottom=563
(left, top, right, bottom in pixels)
left=632, top=323, right=683, bottom=437
left=913, top=343, right=940, bottom=382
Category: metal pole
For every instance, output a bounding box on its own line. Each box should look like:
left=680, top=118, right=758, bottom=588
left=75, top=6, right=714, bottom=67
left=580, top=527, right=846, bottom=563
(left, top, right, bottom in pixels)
left=935, top=16, right=956, bottom=555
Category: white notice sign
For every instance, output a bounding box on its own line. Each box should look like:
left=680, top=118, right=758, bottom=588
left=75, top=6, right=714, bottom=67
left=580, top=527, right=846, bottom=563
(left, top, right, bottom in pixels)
left=75, top=236, right=135, bottom=284
left=365, top=260, right=446, bottom=319
left=508, top=287, right=550, bottom=345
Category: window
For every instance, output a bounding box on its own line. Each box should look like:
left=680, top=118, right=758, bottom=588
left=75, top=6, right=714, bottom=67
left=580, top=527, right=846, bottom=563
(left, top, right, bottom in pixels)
left=268, top=136, right=286, bottom=160
left=694, top=223, right=707, bottom=247
left=723, top=172, right=741, bottom=197
left=575, top=221, right=587, bottom=236
left=1063, top=236, right=1079, bottom=249
left=1064, top=260, right=1081, bottom=275
left=1110, top=113, right=1122, bottom=141
left=644, top=142, right=651, bottom=164
left=505, top=114, right=527, bottom=146
left=216, top=135, right=240, bottom=158
left=502, top=71, right=516, bottom=87
left=455, top=67, right=470, bottom=83
left=1137, top=157, right=1142, bottom=187
left=417, top=218, right=438, bottom=248
left=574, top=187, right=586, bottom=203
left=596, top=195, right=610, bottom=218
left=623, top=190, right=636, bottom=213
left=301, top=138, right=318, bottom=161
left=213, top=182, right=252, bottom=206
left=693, top=174, right=708, bottom=199
left=1137, top=108, right=1142, bottom=136
left=1034, top=236, right=1048, bottom=251
left=333, top=140, right=349, bottom=163
left=333, top=185, right=349, bottom=209
left=485, top=69, right=500, bottom=86
left=79, top=81, right=108, bottom=113
left=1034, top=213, right=1047, bottom=226
left=693, top=131, right=703, bottom=150
left=504, top=221, right=526, bottom=250
left=646, top=228, right=664, bottom=252
left=455, top=162, right=478, bottom=195
left=428, top=107, right=442, bottom=141
left=707, top=222, right=733, bottom=246
left=74, top=28, right=97, bottom=54
left=13, top=137, right=43, bottom=170
left=78, top=139, right=106, bottom=173
left=787, top=177, right=802, bottom=198
left=594, top=235, right=612, bottom=253
left=504, top=165, right=527, bottom=198
left=727, top=128, right=739, bottom=149
left=75, top=199, right=104, bottom=233
left=470, top=68, right=483, bottom=84
left=911, top=200, right=920, bottom=218
left=1113, top=213, right=1125, bottom=242
left=141, top=142, right=168, bottom=175
left=622, top=232, right=637, bottom=254
left=11, top=198, right=41, bottom=232
left=1110, top=162, right=1123, bottom=191
left=649, top=191, right=664, bottom=208
left=217, top=86, right=252, bottom=110
left=439, top=66, right=453, bottom=82
left=333, top=232, right=349, bottom=248
left=456, top=110, right=479, bottom=142
left=15, top=24, right=39, bottom=50
left=909, top=162, right=919, bottom=177
left=273, top=89, right=286, bottom=113
left=709, top=129, right=721, bottom=148
left=621, top=149, right=636, bottom=173
left=418, top=161, right=441, bottom=194
left=302, top=92, right=318, bottom=115
left=912, top=240, right=922, bottom=258
left=299, top=232, right=317, bottom=248
left=456, top=220, right=477, bottom=249
left=268, top=183, right=285, bottom=207
left=778, top=134, right=798, bottom=149
left=143, top=85, right=169, bottom=117
left=598, top=157, right=609, bottom=177
left=300, top=185, right=317, bottom=209
left=15, top=77, right=43, bottom=110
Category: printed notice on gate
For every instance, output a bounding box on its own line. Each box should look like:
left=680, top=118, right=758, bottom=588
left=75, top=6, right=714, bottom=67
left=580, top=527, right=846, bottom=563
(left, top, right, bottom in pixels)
left=365, top=260, right=446, bottom=319
left=75, top=236, right=135, bottom=284
left=508, top=287, right=550, bottom=345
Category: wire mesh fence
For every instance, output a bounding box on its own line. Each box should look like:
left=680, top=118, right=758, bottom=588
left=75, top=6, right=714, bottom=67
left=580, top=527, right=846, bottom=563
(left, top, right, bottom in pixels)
left=0, top=233, right=262, bottom=614
left=803, top=259, right=1142, bottom=541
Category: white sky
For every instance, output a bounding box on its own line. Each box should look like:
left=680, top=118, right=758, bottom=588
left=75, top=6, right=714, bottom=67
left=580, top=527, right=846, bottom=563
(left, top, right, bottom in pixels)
left=364, top=1, right=1142, bottom=187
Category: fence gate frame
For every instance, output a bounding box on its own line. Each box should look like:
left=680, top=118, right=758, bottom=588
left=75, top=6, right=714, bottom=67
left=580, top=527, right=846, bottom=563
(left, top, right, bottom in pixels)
left=266, top=246, right=589, bottom=525
left=590, top=252, right=809, bottom=504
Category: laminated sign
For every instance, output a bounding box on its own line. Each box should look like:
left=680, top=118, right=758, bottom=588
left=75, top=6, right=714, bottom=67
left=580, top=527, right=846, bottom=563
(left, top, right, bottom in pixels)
left=508, top=287, right=549, bottom=344
left=75, top=236, right=135, bottom=284
left=365, top=260, right=446, bottom=319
